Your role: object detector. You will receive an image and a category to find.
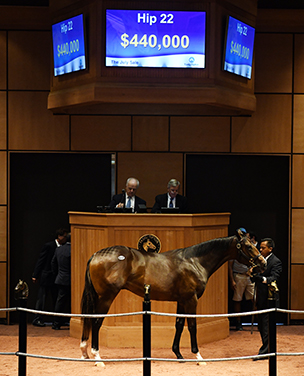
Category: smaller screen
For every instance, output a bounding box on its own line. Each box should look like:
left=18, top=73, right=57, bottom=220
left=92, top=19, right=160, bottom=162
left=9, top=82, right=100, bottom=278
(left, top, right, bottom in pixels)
left=223, top=16, right=255, bottom=79
left=52, top=14, right=86, bottom=76
left=106, top=10, right=206, bottom=69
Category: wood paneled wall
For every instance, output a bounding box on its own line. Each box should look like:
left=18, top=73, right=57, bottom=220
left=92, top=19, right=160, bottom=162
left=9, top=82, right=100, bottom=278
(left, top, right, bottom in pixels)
left=1, top=6, right=304, bottom=323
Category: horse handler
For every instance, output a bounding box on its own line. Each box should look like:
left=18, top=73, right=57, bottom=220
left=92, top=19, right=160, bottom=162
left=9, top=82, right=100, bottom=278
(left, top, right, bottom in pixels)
left=250, top=238, right=282, bottom=358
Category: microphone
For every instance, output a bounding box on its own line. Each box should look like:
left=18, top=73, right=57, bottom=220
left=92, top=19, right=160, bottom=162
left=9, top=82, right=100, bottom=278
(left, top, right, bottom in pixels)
left=121, top=189, right=126, bottom=204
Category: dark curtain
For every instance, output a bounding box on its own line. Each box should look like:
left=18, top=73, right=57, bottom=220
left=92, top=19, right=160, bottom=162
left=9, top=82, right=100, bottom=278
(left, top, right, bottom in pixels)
left=10, top=152, right=112, bottom=321
left=186, top=154, right=289, bottom=323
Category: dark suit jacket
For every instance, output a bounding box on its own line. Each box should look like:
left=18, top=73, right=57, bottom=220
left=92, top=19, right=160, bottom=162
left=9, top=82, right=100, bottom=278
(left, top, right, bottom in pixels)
left=109, top=193, right=146, bottom=213
left=255, top=253, right=282, bottom=309
left=51, top=243, right=71, bottom=286
left=32, top=240, right=58, bottom=286
left=151, top=193, right=188, bottom=213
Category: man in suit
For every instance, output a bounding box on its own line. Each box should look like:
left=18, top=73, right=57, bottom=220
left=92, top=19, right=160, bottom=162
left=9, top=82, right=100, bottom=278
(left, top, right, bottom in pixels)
left=32, top=228, right=68, bottom=327
left=109, top=177, right=146, bottom=213
left=51, top=235, right=71, bottom=330
left=251, top=238, right=282, bottom=358
left=151, top=178, right=188, bottom=213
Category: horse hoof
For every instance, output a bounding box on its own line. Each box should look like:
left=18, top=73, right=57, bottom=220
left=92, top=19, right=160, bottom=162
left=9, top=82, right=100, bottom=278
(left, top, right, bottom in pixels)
left=95, top=361, right=105, bottom=367
left=81, top=355, right=90, bottom=360
left=195, top=352, right=206, bottom=366
left=196, top=361, right=207, bottom=366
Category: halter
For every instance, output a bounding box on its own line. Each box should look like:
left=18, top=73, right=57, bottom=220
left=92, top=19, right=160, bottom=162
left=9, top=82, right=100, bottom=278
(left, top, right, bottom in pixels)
left=236, top=240, right=261, bottom=269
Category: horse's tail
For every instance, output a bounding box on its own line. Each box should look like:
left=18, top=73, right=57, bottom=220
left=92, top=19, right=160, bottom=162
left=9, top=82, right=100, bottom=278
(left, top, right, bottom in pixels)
left=80, top=255, right=97, bottom=341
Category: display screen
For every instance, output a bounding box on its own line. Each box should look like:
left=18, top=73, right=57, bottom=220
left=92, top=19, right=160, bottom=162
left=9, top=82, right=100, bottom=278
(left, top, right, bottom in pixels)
left=223, top=16, right=255, bottom=79
left=52, top=14, right=86, bottom=76
left=106, top=10, right=206, bottom=68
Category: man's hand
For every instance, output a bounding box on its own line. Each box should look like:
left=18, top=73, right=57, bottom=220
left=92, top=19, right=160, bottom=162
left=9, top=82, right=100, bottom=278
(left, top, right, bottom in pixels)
left=230, top=280, right=237, bottom=291
left=250, top=275, right=264, bottom=283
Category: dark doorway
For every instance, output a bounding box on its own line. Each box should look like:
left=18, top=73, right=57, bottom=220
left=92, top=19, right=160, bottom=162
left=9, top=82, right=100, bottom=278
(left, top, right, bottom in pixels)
left=186, top=154, right=289, bottom=323
left=10, top=152, right=112, bottom=321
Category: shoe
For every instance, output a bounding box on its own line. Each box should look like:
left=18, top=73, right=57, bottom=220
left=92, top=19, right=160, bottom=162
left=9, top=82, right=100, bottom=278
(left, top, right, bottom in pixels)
left=32, top=319, right=45, bottom=327
left=52, top=323, right=61, bottom=330
left=236, top=323, right=243, bottom=331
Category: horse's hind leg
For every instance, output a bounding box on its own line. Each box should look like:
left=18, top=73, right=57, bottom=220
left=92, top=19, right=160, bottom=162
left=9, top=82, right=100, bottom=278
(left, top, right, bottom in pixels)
left=80, top=317, right=91, bottom=359
left=80, top=318, right=104, bottom=362
left=91, top=293, right=119, bottom=367
left=91, top=317, right=105, bottom=367
left=172, top=303, right=186, bottom=359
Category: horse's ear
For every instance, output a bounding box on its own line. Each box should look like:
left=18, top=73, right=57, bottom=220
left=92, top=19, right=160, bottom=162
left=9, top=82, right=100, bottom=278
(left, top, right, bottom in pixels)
left=236, top=228, right=244, bottom=239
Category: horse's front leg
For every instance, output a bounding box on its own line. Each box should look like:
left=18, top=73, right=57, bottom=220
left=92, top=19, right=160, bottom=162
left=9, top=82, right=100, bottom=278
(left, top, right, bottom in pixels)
left=172, top=303, right=186, bottom=360
left=91, top=318, right=105, bottom=367
left=185, top=296, right=206, bottom=366
left=186, top=316, right=206, bottom=365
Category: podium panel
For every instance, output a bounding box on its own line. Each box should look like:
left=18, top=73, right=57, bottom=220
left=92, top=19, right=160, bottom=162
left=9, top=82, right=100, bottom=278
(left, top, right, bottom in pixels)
left=69, top=212, right=230, bottom=347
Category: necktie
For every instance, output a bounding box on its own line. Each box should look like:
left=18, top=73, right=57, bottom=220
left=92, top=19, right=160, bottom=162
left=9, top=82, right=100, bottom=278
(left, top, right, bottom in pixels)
left=126, top=197, right=131, bottom=208
left=169, top=198, right=173, bottom=208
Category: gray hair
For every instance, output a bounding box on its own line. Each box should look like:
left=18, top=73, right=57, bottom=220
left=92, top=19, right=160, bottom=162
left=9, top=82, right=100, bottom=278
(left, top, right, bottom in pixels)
left=126, top=177, right=139, bottom=188
left=167, top=179, right=180, bottom=189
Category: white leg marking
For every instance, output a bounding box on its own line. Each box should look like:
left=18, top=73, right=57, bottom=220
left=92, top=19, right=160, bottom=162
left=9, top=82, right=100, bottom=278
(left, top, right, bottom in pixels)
left=196, top=352, right=207, bottom=366
left=80, top=341, right=89, bottom=359
left=91, top=348, right=105, bottom=367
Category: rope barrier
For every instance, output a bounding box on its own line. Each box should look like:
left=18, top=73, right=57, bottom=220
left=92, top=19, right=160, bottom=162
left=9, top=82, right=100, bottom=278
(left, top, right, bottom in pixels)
left=278, top=352, right=304, bottom=357
left=11, top=352, right=277, bottom=363
left=277, top=308, right=304, bottom=314
left=10, top=350, right=280, bottom=363
left=16, top=352, right=145, bottom=363
left=14, top=351, right=303, bottom=363
left=0, top=352, right=16, bottom=356
left=15, top=307, right=145, bottom=318
left=0, top=307, right=17, bottom=312
left=1, top=305, right=303, bottom=373
left=2, top=306, right=281, bottom=318
left=149, top=353, right=276, bottom=362
left=148, top=308, right=274, bottom=318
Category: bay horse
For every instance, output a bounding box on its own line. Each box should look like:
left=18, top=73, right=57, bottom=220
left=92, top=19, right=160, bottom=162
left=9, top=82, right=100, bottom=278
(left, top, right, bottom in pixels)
left=80, top=229, right=266, bottom=365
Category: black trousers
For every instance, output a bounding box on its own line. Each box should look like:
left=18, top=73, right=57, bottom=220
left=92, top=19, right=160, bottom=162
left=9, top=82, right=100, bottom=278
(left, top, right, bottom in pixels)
left=33, top=284, right=57, bottom=322
left=257, top=311, right=269, bottom=354
left=54, top=284, right=71, bottom=326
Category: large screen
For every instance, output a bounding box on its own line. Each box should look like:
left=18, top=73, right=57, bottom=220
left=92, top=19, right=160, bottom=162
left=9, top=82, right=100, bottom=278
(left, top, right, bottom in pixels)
left=223, top=16, right=255, bottom=79
left=52, top=14, right=87, bottom=76
left=106, top=10, right=206, bottom=68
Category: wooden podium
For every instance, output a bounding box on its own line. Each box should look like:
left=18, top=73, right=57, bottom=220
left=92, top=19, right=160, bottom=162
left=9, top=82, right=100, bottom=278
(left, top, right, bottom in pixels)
left=69, top=212, right=230, bottom=348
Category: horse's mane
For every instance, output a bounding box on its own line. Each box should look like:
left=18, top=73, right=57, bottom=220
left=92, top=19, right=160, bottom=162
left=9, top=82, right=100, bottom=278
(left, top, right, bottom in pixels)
left=183, top=236, right=235, bottom=259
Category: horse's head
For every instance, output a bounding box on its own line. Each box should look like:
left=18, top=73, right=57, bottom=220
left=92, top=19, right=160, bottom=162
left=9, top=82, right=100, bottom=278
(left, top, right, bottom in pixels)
left=14, top=279, right=29, bottom=300
left=235, top=229, right=267, bottom=272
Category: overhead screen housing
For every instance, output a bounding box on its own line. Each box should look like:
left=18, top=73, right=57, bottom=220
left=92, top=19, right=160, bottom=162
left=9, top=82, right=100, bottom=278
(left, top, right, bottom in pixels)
left=48, top=2, right=258, bottom=116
